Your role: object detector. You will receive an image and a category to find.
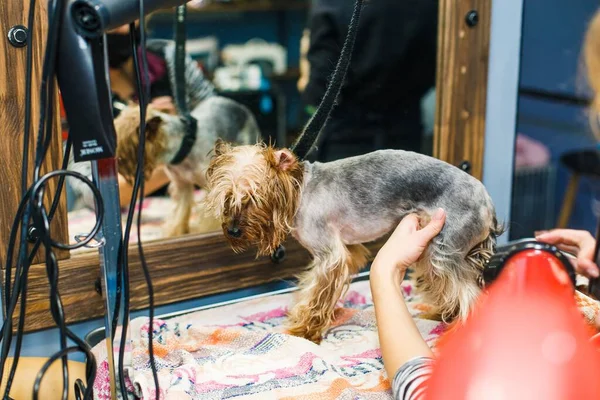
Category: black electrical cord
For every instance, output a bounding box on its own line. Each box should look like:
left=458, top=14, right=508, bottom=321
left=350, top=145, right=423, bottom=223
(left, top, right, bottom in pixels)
left=135, top=7, right=161, bottom=399
left=5, top=138, right=75, bottom=398
left=290, top=0, right=363, bottom=160
left=115, top=23, right=137, bottom=400
left=31, top=344, right=96, bottom=400
left=2, top=1, right=160, bottom=398
left=10, top=0, right=37, bottom=314
left=0, top=0, right=65, bottom=392
left=8, top=0, right=69, bottom=392
left=116, top=10, right=160, bottom=398
left=0, top=171, right=102, bottom=400
left=0, top=0, right=99, bottom=397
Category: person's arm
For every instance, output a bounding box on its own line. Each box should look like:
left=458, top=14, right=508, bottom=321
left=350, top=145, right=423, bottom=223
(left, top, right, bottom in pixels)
left=370, top=266, right=433, bottom=378
left=370, top=209, right=446, bottom=399
left=118, top=165, right=171, bottom=208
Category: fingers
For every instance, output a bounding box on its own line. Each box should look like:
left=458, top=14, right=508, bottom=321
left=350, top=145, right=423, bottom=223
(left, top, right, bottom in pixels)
left=391, top=214, right=419, bottom=236
left=391, top=210, right=446, bottom=241
left=536, top=229, right=599, bottom=278
left=417, top=208, right=446, bottom=242
left=553, top=243, right=582, bottom=256
left=579, top=258, right=600, bottom=278
left=535, top=229, right=594, bottom=248
left=577, top=239, right=599, bottom=276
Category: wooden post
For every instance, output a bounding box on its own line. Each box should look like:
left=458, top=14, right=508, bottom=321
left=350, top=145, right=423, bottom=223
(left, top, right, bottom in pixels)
left=434, top=0, right=492, bottom=181
left=0, top=1, right=69, bottom=265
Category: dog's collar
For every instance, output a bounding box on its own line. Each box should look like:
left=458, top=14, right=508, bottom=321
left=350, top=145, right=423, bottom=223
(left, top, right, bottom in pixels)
left=170, top=114, right=198, bottom=165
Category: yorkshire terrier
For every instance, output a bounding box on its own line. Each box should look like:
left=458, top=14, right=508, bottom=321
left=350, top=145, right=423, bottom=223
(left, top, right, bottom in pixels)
left=204, top=0, right=501, bottom=343
left=204, top=143, right=501, bottom=342
left=115, top=96, right=260, bottom=237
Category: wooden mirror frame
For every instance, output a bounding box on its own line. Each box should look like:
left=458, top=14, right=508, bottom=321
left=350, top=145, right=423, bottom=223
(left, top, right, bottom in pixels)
left=0, top=0, right=492, bottom=332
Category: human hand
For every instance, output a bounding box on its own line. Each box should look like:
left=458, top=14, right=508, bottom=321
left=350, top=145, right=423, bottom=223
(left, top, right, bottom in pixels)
left=535, top=229, right=599, bottom=278
left=151, top=96, right=177, bottom=114
left=372, top=208, right=446, bottom=281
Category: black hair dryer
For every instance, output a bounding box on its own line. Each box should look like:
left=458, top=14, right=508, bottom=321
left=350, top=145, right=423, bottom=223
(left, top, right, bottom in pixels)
left=56, top=0, right=186, bottom=163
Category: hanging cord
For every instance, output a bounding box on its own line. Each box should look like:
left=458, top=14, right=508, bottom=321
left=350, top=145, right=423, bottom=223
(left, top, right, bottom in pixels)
left=0, top=0, right=99, bottom=398
left=135, top=7, right=161, bottom=398
left=116, top=6, right=160, bottom=399
left=173, top=4, right=188, bottom=115
left=290, top=0, right=364, bottom=160
left=169, top=4, right=198, bottom=166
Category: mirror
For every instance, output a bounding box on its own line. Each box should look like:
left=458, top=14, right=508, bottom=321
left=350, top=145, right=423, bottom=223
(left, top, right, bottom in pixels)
left=509, top=1, right=600, bottom=241
left=63, top=0, right=440, bottom=252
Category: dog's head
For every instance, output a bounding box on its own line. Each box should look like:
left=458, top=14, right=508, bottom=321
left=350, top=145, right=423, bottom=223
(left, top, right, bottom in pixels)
left=204, top=140, right=305, bottom=256
left=114, top=104, right=168, bottom=184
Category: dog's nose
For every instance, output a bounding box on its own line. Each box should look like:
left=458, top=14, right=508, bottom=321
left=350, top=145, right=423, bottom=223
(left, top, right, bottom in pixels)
left=227, top=226, right=242, bottom=238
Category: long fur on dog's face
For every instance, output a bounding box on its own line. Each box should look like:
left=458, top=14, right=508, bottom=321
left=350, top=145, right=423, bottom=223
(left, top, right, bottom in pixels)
left=204, top=140, right=305, bottom=256
left=114, top=105, right=167, bottom=184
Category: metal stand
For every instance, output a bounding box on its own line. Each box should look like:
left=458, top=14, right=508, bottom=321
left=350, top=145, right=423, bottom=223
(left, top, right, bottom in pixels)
left=91, top=158, right=129, bottom=399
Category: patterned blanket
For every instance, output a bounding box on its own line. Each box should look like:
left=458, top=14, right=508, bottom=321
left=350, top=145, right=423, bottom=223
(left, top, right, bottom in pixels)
left=92, top=280, right=444, bottom=400
left=90, top=279, right=600, bottom=399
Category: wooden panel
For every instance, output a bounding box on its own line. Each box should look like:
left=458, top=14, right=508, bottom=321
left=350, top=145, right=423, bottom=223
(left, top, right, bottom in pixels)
left=11, top=233, right=387, bottom=332
left=434, top=0, right=492, bottom=181
left=0, top=1, right=69, bottom=266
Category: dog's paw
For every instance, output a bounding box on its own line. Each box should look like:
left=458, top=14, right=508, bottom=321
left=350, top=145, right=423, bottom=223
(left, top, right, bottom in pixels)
left=285, top=323, right=323, bottom=344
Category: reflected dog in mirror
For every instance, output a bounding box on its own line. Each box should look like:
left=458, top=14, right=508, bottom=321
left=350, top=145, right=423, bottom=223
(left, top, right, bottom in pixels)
left=205, top=142, right=503, bottom=343
left=115, top=96, right=261, bottom=237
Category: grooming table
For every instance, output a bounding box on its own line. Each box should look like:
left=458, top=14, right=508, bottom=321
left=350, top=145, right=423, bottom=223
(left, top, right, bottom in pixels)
left=88, top=275, right=445, bottom=400
left=86, top=270, right=600, bottom=399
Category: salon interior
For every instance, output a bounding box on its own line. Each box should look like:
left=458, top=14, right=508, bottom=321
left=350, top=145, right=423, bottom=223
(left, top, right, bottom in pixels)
left=1, top=0, right=600, bottom=398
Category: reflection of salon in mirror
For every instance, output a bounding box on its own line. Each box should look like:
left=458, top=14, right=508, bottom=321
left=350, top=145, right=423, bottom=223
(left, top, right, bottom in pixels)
left=0, top=0, right=495, bottom=343
left=63, top=0, right=439, bottom=248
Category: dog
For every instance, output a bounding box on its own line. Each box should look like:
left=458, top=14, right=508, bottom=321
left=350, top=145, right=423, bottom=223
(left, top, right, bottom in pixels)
left=115, top=96, right=261, bottom=237
left=204, top=143, right=502, bottom=342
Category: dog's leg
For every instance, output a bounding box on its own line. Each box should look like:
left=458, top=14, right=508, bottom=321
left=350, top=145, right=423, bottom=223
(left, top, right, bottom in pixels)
left=190, top=206, right=222, bottom=234
left=286, top=240, right=370, bottom=343
left=163, top=179, right=194, bottom=237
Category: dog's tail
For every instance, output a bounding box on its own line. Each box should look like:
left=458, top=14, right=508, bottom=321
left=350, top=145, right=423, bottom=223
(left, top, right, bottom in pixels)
left=290, top=0, right=364, bottom=160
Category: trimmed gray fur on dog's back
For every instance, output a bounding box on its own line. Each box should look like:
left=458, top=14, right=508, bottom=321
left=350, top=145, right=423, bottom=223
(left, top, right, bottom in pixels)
left=301, top=149, right=495, bottom=253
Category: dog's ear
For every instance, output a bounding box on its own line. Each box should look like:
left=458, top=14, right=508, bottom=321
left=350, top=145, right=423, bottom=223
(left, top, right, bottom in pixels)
left=271, top=148, right=297, bottom=171
left=214, top=138, right=232, bottom=156
left=145, top=116, right=162, bottom=141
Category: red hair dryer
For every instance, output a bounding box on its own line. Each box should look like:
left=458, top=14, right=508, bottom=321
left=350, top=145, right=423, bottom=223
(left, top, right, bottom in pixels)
left=426, top=239, right=600, bottom=399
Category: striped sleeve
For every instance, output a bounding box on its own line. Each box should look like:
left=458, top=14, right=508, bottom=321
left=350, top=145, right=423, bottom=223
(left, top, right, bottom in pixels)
left=391, top=356, right=435, bottom=400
